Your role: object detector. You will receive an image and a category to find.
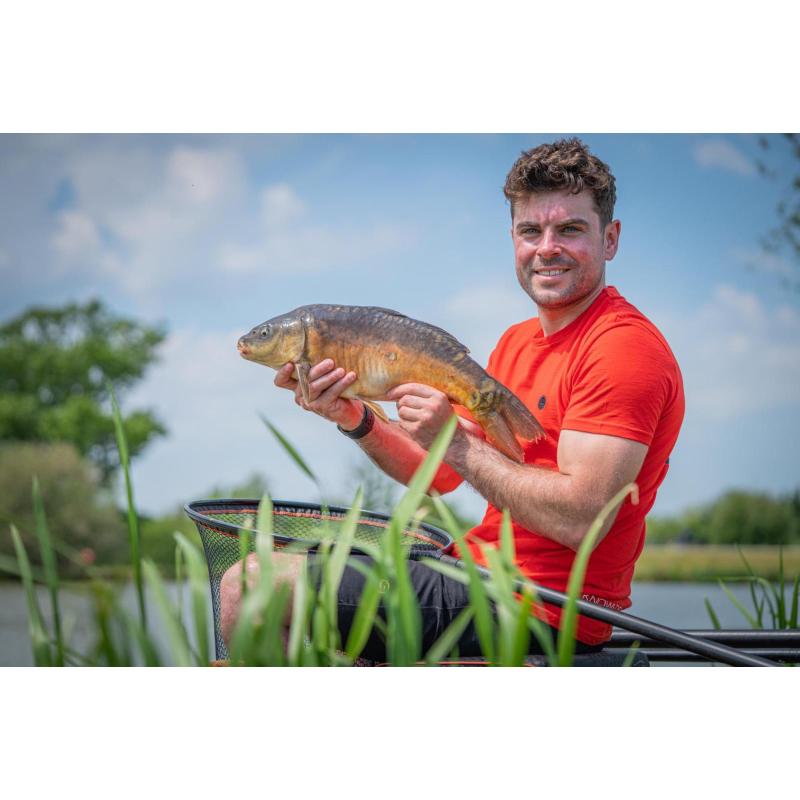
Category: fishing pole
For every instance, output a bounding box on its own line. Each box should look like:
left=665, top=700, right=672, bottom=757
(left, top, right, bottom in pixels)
left=436, top=554, right=777, bottom=667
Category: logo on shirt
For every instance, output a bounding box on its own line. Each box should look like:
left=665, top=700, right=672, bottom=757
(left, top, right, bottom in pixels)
left=538, top=395, right=546, bottom=410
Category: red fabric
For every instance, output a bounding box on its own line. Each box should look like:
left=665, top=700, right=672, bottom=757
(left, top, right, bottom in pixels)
left=455, top=286, right=685, bottom=645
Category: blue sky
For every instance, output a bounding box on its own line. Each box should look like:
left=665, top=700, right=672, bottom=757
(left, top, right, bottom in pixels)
left=2, top=133, right=798, bottom=520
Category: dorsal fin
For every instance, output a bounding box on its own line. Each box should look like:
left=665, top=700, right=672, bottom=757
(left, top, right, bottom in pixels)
left=363, top=306, right=471, bottom=355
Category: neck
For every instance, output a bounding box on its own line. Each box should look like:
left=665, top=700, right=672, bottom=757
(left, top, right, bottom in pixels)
left=538, top=281, right=606, bottom=337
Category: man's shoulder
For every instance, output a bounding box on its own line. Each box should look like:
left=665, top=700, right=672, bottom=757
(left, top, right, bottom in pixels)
left=589, top=288, right=677, bottom=362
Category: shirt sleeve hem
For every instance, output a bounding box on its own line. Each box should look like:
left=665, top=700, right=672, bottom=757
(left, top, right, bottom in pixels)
left=560, top=421, right=654, bottom=447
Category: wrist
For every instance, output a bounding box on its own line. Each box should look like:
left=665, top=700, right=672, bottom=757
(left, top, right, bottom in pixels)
left=337, top=402, right=375, bottom=439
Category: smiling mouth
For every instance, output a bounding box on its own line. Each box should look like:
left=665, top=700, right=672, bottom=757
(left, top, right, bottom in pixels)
left=535, top=269, right=569, bottom=277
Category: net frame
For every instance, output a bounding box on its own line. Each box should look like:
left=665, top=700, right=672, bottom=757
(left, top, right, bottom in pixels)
left=184, top=498, right=454, bottom=660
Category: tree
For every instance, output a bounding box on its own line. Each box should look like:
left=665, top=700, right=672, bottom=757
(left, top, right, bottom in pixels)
left=0, top=299, right=167, bottom=482
left=755, top=133, right=800, bottom=293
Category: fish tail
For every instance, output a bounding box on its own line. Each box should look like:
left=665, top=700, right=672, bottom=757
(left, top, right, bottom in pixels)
left=497, top=387, right=546, bottom=445
left=480, top=409, right=525, bottom=462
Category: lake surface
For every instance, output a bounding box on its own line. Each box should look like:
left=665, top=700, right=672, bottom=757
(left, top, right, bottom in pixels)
left=0, top=580, right=775, bottom=667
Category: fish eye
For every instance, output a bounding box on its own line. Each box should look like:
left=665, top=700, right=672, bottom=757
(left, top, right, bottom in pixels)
left=260, top=325, right=271, bottom=337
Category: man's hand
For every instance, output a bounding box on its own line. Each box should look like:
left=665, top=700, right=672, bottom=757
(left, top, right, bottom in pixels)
left=274, top=359, right=362, bottom=429
left=384, top=383, right=455, bottom=450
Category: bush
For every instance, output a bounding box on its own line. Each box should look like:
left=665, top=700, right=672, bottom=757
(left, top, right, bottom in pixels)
left=0, top=441, right=127, bottom=574
left=646, top=489, right=800, bottom=546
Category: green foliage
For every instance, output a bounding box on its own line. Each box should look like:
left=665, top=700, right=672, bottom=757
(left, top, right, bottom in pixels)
left=755, top=133, right=800, bottom=293
left=0, top=442, right=127, bottom=573
left=0, top=299, right=167, bottom=482
left=646, top=489, right=800, bottom=546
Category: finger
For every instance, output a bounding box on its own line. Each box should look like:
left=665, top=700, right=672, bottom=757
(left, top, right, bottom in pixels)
left=394, top=394, right=430, bottom=410
left=308, top=359, right=337, bottom=381
left=308, top=366, right=346, bottom=399
left=397, top=405, right=425, bottom=422
left=385, top=383, right=439, bottom=401
left=274, top=363, right=298, bottom=388
left=313, top=371, right=357, bottom=403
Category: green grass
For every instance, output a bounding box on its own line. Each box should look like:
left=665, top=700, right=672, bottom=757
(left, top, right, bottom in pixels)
left=3, top=398, right=646, bottom=667
left=634, top=544, right=800, bottom=581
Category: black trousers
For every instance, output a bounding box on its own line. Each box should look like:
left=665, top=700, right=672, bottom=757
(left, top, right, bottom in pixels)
left=310, top=554, right=605, bottom=663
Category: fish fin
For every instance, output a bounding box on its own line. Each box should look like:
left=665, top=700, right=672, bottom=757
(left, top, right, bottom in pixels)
left=364, top=306, right=470, bottom=355
left=360, top=399, right=389, bottom=422
left=481, top=410, right=525, bottom=462
left=296, top=362, right=311, bottom=404
left=498, top=388, right=547, bottom=444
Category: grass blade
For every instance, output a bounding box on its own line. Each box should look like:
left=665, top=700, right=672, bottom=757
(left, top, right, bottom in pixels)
left=109, top=383, right=146, bottom=630
left=344, top=565, right=382, bottom=661
left=9, top=524, right=52, bottom=666
left=621, top=642, right=641, bottom=668
left=425, top=606, right=474, bottom=664
left=287, top=558, right=311, bottom=665
left=175, top=532, right=212, bottom=665
left=259, top=413, right=320, bottom=488
left=142, top=559, right=192, bottom=666
left=718, top=579, right=758, bottom=628
left=558, top=482, right=638, bottom=666
left=704, top=597, right=722, bottom=630
left=790, top=575, right=799, bottom=629
left=31, top=476, right=64, bottom=665
left=430, top=492, right=496, bottom=662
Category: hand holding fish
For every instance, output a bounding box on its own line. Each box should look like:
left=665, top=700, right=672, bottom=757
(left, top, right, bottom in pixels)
left=273, top=358, right=363, bottom=430
left=385, top=383, right=456, bottom=451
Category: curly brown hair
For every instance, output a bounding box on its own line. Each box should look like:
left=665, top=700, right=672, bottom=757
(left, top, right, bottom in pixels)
left=503, top=138, right=617, bottom=227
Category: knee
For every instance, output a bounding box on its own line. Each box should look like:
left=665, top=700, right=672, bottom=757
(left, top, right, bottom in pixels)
left=219, top=553, right=258, bottom=646
left=218, top=551, right=305, bottom=646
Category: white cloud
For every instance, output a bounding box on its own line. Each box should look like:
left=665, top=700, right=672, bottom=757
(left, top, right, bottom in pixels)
left=51, top=209, right=101, bottom=258
left=219, top=183, right=411, bottom=275
left=47, top=142, right=246, bottom=300
left=260, top=183, right=306, bottom=228
left=692, top=138, right=755, bottom=176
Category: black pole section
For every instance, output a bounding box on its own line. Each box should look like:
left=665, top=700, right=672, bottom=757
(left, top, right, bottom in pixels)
left=438, top=555, right=776, bottom=667
left=605, top=648, right=799, bottom=663
left=610, top=629, right=800, bottom=649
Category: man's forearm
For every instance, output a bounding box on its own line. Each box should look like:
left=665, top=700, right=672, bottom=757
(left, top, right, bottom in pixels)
left=443, top=428, right=602, bottom=550
left=352, top=413, right=462, bottom=493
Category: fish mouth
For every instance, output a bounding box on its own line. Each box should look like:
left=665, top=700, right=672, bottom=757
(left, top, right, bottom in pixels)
left=237, top=337, right=252, bottom=357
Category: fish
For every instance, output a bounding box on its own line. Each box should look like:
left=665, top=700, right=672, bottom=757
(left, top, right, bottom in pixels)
left=237, top=304, right=545, bottom=462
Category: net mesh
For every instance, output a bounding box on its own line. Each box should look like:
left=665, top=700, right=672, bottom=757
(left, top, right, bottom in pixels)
left=184, top=499, right=452, bottom=660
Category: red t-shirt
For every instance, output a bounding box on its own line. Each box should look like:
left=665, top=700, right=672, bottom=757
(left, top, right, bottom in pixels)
left=457, top=286, right=685, bottom=645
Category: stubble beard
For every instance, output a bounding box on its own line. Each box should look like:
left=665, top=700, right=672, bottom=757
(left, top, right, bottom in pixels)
left=521, top=259, right=606, bottom=311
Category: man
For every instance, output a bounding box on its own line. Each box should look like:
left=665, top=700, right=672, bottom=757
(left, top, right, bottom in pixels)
left=219, top=137, right=685, bottom=657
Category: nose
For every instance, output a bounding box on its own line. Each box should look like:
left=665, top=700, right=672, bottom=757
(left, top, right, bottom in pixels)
left=537, top=229, right=562, bottom=259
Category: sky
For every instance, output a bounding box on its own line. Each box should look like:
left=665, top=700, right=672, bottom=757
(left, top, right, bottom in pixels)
left=2, top=133, right=799, bottom=521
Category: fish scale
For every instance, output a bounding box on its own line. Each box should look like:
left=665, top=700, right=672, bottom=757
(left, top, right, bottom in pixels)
left=237, top=304, right=546, bottom=462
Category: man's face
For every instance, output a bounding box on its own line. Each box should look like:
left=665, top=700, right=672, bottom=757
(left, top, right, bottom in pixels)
left=511, top=189, right=620, bottom=311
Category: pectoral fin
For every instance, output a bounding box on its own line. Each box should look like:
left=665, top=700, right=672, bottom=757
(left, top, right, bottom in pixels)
left=296, top=362, right=311, bottom=404
left=360, top=398, right=389, bottom=422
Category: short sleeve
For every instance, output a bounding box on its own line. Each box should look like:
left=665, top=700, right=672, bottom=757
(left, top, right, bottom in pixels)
left=560, top=323, right=677, bottom=446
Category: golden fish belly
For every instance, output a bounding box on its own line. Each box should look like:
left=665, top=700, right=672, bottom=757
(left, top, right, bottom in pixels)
left=334, top=345, right=475, bottom=405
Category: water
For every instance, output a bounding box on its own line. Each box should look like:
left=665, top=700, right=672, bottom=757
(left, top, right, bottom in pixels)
left=0, top=580, right=774, bottom=666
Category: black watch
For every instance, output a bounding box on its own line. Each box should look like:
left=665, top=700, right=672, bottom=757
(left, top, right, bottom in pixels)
left=337, top=403, right=375, bottom=439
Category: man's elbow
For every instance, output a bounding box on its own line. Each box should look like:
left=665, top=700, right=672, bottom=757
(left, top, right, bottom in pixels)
left=563, top=509, right=616, bottom=552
